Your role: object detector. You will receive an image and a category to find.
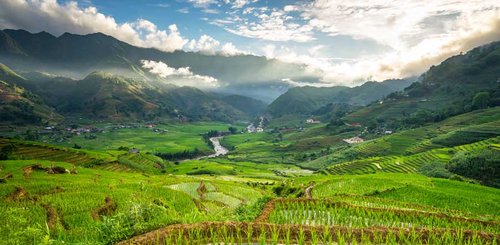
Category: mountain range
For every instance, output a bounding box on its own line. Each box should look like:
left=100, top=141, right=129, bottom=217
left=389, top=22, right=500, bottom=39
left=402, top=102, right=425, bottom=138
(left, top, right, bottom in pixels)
left=0, top=29, right=498, bottom=126
left=0, top=29, right=319, bottom=102
left=266, top=78, right=415, bottom=118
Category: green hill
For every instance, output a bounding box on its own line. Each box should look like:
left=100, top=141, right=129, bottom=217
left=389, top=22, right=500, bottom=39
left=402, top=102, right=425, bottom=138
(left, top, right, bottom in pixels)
left=345, top=41, right=500, bottom=126
left=219, top=94, right=267, bottom=116
left=0, top=29, right=319, bottom=102
left=0, top=63, right=61, bottom=124
left=266, top=79, right=414, bottom=117
left=0, top=64, right=265, bottom=122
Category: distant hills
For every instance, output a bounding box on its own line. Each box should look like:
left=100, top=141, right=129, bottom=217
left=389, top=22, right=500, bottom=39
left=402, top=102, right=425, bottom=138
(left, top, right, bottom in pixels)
left=344, top=41, right=500, bottom=127
left=0, top=29, right=319, bottom=102
left=0, top=64, right=266, bottom=123
left=1, top=29, right=498, bottom=126
left=266, top=79, right=415, bottom=117
left=0, top=64, right=61, bottom=123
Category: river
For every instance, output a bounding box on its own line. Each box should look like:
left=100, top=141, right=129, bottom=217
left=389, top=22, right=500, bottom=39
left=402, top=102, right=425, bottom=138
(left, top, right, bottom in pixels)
left=197, top=136, right=229, bottom=160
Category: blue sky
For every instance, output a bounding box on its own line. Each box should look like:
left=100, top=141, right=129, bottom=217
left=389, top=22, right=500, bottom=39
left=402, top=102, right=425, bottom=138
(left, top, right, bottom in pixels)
left=1, top=0, right=499, bottom=85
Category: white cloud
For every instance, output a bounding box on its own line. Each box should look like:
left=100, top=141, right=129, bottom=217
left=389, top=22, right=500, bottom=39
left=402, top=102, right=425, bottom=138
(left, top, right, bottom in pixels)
left=283, top=5, right=299, bottom=12
left=260, top=0, right=500, bottom=85
left=225, top=10, right=314, bottom=42
left=141, top=60, right=219, bottom=87
left=187, top=35, right=220, bottom=54
left=177, top=8, right=190, bottom=14
left=0, top=0, right=187, bottom=52
left=187, top=0, right=218, bottom=8
left=303, top=0, right=500, bottom=51
left=187, top=35, right=247, bottom=56
left=187, top=0, right=220, bottom=14
left=224, top=0, right=258, bottom=9
left=221, top=42, right=243, bottom=56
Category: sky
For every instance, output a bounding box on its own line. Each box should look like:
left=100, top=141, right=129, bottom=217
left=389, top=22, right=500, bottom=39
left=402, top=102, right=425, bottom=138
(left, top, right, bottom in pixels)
left=0, top=0, right=499, bottom=86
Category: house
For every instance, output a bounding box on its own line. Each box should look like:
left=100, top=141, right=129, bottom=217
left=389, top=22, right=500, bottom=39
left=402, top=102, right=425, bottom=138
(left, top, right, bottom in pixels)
left=343, top=136, right=364, bottom=144
left=256, top=127, right=264, bottom=132
left=247, top=125, right=256, bottom=133
left=145, top=124, right=155, bottom=128
left=129, top=148, right=140, bottom=154
left=306, top=118, right=321, bottom=124
left=349, top=122, right=362, bottom=127
left=385, top=130, right=393, bottom=134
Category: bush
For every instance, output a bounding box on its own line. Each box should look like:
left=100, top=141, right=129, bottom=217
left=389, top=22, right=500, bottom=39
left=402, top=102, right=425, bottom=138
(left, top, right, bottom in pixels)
left=471, top=92, right=490, bottom=110
left=235, top=196, right=271, bottom=221
left=419, top=163, right=452, bottom=179
left=186, top=169, right=219, bottom=175
left=447, top=149, right=499, bottom=187
left=99, top=202, right=175, bottom=244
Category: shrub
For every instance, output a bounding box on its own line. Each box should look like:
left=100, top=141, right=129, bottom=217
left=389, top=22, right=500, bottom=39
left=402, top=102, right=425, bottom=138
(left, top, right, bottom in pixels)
left=447, top=149, right=499, bottom=187
left=419, top=163, right=452, bottom=179
left=99, top=202, right=175, bottom=244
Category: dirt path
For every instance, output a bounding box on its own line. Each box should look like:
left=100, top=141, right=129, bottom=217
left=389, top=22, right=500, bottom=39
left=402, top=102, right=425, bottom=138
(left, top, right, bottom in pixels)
left=304, top=184, right=314, bottom=199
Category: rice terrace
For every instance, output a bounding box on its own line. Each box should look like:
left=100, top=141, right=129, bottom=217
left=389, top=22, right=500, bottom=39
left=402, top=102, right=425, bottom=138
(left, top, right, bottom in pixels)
left=0, top=0, right=500, bottom=244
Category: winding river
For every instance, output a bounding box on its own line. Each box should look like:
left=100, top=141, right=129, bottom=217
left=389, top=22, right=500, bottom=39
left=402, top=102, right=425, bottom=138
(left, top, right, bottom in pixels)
left=198, top=136, right=229, bottom=159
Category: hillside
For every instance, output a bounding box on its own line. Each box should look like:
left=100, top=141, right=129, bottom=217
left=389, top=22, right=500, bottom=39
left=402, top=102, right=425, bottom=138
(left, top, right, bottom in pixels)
left=0, top=64, right=266, bottom=122
left=266, top=79, right=414, bottom=117
left=0, top=29, right=319, bottom=102
left=345, top=41, right=500, bottom=126
left=0, top=64, right=61, bottom=124
left=220, top=94, right=267, bottom=116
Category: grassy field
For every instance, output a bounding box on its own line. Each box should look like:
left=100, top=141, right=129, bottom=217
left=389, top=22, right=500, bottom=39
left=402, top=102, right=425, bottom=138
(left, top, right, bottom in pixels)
left=1, top=157, right=499, bottom=244
left=43, top=122, right=231, bottom=154
left=1, top=109, right=499, bottom=244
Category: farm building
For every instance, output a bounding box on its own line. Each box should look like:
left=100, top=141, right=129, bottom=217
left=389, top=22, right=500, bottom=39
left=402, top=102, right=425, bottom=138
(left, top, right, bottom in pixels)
left=343, top=136, right=365, bottom=144
left=306, top=119, right=321, bottom=124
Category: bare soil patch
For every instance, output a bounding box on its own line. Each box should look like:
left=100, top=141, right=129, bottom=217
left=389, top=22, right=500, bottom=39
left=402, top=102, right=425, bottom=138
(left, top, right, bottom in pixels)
left=92, top=196, right=117, bottom=220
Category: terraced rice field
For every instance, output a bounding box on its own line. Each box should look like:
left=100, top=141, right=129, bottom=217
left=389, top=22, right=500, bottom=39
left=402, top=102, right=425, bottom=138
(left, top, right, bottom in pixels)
left=265, top=199, right=500, bottom=233
left=325, top=138, right=497, bottom=175
left=167, top=181, right=260, bottom=209
left=5, top=142, right=104, bottom=166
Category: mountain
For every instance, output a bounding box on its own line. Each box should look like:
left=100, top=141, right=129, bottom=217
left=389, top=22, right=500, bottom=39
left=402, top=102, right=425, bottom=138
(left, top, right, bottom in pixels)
left=1, top=64, right=262, bottom=122
left=266, top=79, right=414, bottom=117
left=0, top=64, right=61, bottom=124
left=220, top=94, right=267, bottom=116
left=0, top=29, right=320, bottom=102
left=345, top=41, right=500, bottom=126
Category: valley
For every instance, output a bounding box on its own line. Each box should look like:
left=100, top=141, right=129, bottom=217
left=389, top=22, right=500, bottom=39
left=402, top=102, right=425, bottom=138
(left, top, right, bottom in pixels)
left=0, top=22, right=499, bottom=245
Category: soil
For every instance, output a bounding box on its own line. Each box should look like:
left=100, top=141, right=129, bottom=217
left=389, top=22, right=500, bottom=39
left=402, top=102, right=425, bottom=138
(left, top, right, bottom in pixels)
left=196, top=181, right=208, bottom=200
left=92, top=196, right=117, bottom=220
left=304, top=184, right=314, bottom=199
left=6, top=186, right=31, bottom=202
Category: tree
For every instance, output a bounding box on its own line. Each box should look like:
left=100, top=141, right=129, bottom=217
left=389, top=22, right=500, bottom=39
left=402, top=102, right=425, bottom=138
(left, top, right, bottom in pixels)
left=447, top=149, right=499, bottom=187
left=228, top=127, right=238, bottom=134
left=471, top=92, right=490, bottom=110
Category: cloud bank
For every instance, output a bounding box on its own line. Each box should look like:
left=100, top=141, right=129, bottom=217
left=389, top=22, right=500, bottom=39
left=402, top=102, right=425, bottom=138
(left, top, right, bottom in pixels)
left=0, top=0, right=244, bottom=55
left=141, top=60, right=219, bottom=88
